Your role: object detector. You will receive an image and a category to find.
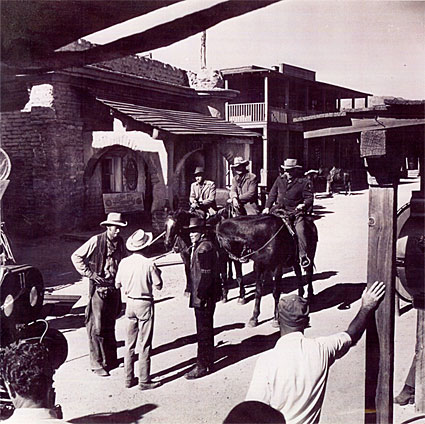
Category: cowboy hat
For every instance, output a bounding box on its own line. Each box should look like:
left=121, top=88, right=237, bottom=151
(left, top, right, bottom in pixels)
left=194, top=166, right=205, bottom=175
left=126, top=229, right=153, bottom=251
left=280, top=158, right=302, bottom=170
left=304, top=169, right=319, bottom=176
left=230, top=157, right=249, bottom=168
left=100, top=212, right=128, bottom=227
left=184, top=217, right=206, bottom=231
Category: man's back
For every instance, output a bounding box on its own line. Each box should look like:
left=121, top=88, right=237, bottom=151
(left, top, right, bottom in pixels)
left=246, top=332, right=351, bottom=424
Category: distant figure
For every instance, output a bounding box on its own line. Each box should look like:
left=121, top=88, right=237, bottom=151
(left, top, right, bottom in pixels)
left=262, top=159, right=313, bottom=269
left=0, top=341, right=70, bottom=423
left=223, top=401, right=286, bottom=424
left=71, top=212, right=127, bottom=377
left=229, top=157, right=259, bottom=215
left=184, top=218, right=220, bottom=379
left=304, top=169, right=319, bottom=199
left=246, top=282, right=385, bottom=424
left=115, top=229, right=163, bottom=390
left=189, top=167, right=217, bottom=218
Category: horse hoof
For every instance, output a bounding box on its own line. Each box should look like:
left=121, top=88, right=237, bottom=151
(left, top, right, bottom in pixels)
left=237, top=297, right=246, bottom=305
left=246, top=318, right=258, bottom=328
left=272, top=319, right=279, bottom=328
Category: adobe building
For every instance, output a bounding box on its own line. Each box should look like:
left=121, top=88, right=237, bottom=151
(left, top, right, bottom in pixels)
left=0, top=41, right=258, bottom=236
left=221, top=63, right=371, bottom=187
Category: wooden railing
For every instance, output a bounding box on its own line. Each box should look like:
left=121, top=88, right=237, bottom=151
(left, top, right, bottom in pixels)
left=227, top=103, right=306, bottom=124
left=227, top=103, right=265, bottom=123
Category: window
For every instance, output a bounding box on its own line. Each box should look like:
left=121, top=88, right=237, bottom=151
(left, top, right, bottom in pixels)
left=101, top=156, right=123, bottom=193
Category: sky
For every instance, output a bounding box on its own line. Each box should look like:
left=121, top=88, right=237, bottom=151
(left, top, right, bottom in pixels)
left=85, top=0, right=425, bottom=99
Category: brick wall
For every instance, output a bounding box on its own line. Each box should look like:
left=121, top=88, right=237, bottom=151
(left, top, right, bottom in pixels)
left=1, top=81, right=86, bottom=236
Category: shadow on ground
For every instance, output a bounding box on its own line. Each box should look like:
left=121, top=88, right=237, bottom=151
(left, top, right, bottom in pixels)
left=69, top=404, right=157, bottom=423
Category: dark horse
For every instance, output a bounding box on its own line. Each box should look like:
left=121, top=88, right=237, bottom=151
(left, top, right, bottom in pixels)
left=164, top=208, right=245, bottom=303
left=216, top=214, right=318, bottom=327
left=320, top=167, right=351, bottom=195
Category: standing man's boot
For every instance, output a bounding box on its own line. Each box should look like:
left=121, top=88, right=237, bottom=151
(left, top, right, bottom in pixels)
left=394, top=384, right=415, bottom=405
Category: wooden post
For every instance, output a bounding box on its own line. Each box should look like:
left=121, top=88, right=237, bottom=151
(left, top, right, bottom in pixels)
left=200, top=31, right=207, bottom=70
left=416, top=309, right=425, bottom=412
left=362, top=129, right=403, bottom=424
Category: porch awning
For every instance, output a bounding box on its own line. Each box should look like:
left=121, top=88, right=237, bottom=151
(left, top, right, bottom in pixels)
left=97, top=98, right=260, bottom=138
left=303, top=118, right=425, bottom=139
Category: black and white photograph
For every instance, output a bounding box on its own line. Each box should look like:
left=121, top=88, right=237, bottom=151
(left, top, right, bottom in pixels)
left=0, top=1, right=424, bottom=423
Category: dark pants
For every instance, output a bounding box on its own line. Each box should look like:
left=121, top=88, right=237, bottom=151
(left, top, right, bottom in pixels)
left=124, top=298, right=154, bottom=384
left=194, top=301, right=216, bottom=369
left=406, top=356, right=416, bottom=388
left=86, top=287, right=121, bottom=370
left=294, top=214, right=308, bottom=259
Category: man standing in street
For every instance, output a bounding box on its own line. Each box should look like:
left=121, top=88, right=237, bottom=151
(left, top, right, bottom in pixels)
left=262, top=158, right=313, bottom=269
left=246, top=281, right=386, bottom=424
left=229, top=157, right=259, bottom=215
left=184, top=217, right=220, bottom=379
left=189, top=167, right=217, bottom=218
left=71, top=212, right=127, bottom=377
left=115, top=229, right=163, bottom=390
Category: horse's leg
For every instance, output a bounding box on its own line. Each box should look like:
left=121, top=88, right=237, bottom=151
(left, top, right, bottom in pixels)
left=234, top=261, right=245, bottom=304
left=247, top=263, right=262, bottom=327
left=272, top=265, right=282, bottom=328
left=293, top=261, right=304, bottom=298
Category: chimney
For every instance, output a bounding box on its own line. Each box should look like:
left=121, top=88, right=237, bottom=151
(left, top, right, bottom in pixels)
left=271, top=65, right=279, bottom=71
left=279, top=63, right=285, bottom=73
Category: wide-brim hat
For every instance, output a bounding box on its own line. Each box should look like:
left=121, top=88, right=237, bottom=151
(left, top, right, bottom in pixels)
left=126, top=229, right=153, bottom=251
left=230, top=156, right=249, bottom=168
left=194, top=166, right=205, bottom=175
left=100, top=212, right=128, bottom=227
left=184, top=217, right=206, bottom=231
left=305, top=169, right=319, bottom=176
left=280, top=158, right=302, bottom=170
left=278, top=294, right=310, bottom=328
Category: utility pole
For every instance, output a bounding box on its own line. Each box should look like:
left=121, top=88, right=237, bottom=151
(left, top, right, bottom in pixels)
left=200, top=31, right=207, bottom=70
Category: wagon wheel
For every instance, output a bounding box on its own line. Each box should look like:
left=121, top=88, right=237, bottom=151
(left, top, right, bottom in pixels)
left=0, top=148, right=11, bottom=181
left=395, top=203, right=413, bottom=303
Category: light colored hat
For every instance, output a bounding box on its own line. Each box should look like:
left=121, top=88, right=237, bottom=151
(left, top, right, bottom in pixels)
left=100, top=212, right=128, bottom=227
left=305, top=169, right=319, bottom=176
left=280, top=158, right=302, bottom=170
left=194, top=166, right=205, bottom=175
left=126, top=229, right=153, bottom=251
left=230, top=157, right=249, bottom=168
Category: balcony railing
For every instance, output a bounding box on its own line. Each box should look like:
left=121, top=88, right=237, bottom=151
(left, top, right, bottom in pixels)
left=227, top=103, right=309, bottom=124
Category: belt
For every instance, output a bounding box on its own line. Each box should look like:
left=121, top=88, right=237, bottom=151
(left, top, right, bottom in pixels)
left=128, top=296, right=153, bottom=302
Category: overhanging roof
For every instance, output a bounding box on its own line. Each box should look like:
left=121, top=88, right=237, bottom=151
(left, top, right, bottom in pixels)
left=97, top=98, right=260, bottom=138
left=303, top=118, right=425, bottom=139
left=221, top=65, right=371, bottom=99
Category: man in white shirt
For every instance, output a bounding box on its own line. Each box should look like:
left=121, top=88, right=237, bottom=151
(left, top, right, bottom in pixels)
left=115, top=229, right=163, bottom=390
left=246, top=281, right=385, bottom=424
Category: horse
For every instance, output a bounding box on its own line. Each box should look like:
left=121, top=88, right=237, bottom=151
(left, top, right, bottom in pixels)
left=163, top=208, right=245, bottom=303
left=319, top=167, right=351, bottom=196
left=216, top=213, right=318, bottom=327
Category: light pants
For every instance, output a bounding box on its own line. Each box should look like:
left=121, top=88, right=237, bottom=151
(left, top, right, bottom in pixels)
left=124, top=298, right=154, bottom=384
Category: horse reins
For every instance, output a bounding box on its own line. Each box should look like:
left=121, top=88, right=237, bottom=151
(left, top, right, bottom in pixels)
left=223, top=222, right=287, bottom=263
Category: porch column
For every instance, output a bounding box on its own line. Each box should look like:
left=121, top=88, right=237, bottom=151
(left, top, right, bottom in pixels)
left=361, top=129, right=402, bottom=424
left=263, top=76, right=269, bottom=186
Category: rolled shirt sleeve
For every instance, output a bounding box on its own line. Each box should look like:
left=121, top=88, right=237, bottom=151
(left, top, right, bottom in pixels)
left=71, top=236, right=98, bottom=279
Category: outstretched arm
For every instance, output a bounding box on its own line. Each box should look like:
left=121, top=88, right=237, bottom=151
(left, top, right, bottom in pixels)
left=346, top=281, right=386, bottom=345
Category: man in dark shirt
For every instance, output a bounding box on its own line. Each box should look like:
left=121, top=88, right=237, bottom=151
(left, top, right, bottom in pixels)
left=71, top=212, right=127, bottom=377
left=184, top=217, right=220, bottom=379
left=263, top=159, right=313, bottom=269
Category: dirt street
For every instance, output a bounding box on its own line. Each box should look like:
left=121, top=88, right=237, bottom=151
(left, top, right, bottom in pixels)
left=11, top=177, right=422, bottom=424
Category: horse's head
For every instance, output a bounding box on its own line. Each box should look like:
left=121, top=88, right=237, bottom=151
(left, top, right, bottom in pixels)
left=164, top=209, right=193, bottom=251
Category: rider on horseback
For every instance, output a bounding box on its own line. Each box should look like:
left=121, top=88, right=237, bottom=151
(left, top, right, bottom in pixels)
left=189, top=167, right=217, bottom=219
left=262, top=158, right=314, bottom=269
left=228, top=157, right=259, bottom=216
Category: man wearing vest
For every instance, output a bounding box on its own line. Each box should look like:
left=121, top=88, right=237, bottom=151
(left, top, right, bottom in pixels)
left=71, top=212, right=127, bottom=377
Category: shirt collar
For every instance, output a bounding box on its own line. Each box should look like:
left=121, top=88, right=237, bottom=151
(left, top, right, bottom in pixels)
left=9, top=408, right=56, bottom=419
left=276, top=331, right=304, bottom=346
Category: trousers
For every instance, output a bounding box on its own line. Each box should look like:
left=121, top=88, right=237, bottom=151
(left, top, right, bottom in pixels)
left=194, top=301, right=216, bottom=369
left=124, top=298, right=154, bottom=384
left=86, top=287, right=121, bottom=370
left=294, top=214, right=308, bottom=258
